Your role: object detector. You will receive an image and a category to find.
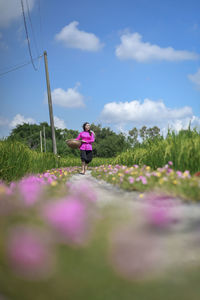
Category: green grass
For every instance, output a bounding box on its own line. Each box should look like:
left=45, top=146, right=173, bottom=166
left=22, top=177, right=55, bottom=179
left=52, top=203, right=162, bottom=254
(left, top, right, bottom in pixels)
left=114, top=129, right=200, bottom=174
left=1, top=128, right=200, bottom=182
left=0, top=140, right=114, bottom=182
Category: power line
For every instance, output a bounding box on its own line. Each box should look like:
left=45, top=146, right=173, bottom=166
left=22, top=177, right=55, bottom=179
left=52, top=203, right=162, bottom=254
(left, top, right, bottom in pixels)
left=25, top=0, right=40, bottom=57
left=20, top=0, right=38, bottom=71
left=0, top=55, right=43, bottom=77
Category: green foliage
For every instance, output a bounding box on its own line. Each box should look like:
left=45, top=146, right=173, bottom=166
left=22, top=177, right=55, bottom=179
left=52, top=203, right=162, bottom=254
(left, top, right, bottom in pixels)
left=114, top=129, right=200, bottom=174
left=90, top=123, right=129, bottom=157
left=0, top=140, right=63, bottom=182
left=0, top=140, right=114, bottom=182
left=5, top=123, right=200, bottom=174
left=7, top=122, right=131, bottom=158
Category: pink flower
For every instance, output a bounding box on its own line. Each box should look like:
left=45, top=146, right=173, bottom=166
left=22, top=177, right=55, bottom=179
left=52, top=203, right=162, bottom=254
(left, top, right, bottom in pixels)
left=168, top=161, right=173, bottom=166
left=128, top=177, right=135, bottom=184
left=144, top=194, right=178, bottom=227
left=109, top=226, right=162, bottom=280
left=19, top=176, right=42, bottom=206
left=140, top=176, right=147, bottom=185
left=43, top=197, right=88, bottom=244
left=68, top=181, right=97, bottom=203
left=135, top=176, right=147, bottom=184
left=6, top=226, right=54, bottom=279
left=125, top=170, right=130, bottom=174
left=176, top=171, right=182, bottom=178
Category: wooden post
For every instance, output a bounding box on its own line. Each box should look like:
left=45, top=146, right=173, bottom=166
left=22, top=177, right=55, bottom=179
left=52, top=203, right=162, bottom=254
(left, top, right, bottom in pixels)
left=43, top=126, right=46, bottom=152
left=40, top=130, right=43, bottom=152
left=43, top=50, right=57, bottom=154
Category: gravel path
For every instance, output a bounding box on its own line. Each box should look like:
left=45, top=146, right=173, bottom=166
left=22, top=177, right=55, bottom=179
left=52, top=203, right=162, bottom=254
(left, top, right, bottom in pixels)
left=69, top=171, right=200, bottom=271
left=69, top=170, right=200, bottom=233
left=69, top=170, right=141, bottom=206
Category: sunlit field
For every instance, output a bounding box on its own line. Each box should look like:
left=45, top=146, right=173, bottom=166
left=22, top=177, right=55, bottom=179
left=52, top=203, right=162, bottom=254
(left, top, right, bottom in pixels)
left=1, top=167, right=200, bottom=300
left=0, top=135, right=200, bottom=299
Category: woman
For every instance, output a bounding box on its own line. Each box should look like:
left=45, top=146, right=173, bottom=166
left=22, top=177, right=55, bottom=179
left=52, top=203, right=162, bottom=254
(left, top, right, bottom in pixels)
left=76, top=122, right=95, bottom=175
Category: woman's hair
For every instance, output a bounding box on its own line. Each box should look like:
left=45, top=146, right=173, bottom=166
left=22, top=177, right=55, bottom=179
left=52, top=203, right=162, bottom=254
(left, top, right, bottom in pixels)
left=82, top=122, right=92, bottom=136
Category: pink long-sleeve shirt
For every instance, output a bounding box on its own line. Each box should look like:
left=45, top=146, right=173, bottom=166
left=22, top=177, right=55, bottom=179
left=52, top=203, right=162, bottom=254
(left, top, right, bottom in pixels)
left=76, top=131, right=95, bottom=150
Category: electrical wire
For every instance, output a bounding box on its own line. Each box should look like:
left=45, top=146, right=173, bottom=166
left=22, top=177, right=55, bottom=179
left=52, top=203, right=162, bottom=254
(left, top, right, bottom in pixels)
left=0, top=0, right=44, bottom=77
left=0, top=55, right=43, bottom=77
left=25, top=0, right=40, bottom=57
left=20, top=0, right=38, bottom=71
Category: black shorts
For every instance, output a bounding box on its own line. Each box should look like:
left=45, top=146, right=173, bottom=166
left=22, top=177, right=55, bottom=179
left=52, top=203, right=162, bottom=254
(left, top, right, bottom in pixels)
left=80, top=150, right=93, bottom=164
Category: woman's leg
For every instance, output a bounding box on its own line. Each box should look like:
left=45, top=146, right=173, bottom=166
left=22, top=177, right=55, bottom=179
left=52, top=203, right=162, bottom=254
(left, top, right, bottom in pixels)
left=80, top=151, right=87, bottom=174
left=81, top=161, right=86, bottom=174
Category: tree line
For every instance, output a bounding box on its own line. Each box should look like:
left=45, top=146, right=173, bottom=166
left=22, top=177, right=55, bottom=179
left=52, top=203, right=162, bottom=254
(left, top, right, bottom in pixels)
left=6, top=122, right=162, bottom=158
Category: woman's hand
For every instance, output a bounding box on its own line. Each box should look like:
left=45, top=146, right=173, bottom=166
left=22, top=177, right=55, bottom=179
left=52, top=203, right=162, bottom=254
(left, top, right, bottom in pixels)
left=81, top=140, right=87, bottom=143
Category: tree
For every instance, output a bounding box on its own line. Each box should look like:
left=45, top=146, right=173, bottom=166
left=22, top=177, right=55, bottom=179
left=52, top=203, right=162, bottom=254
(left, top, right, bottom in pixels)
left=128, top=127, right=138, bottom=147
left=139, top=126, right=148, bottom=142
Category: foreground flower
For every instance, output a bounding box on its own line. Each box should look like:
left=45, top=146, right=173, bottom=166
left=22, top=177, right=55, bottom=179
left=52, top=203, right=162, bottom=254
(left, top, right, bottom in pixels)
left=43, top=197, right=89, bottom=245
left=6, top=226, right=54, bottom=279
left=67, top=180, right=97, bottom=203
left=18, top=176, right=42, bottom=206
left=109, top=226, right=163, bottom=281
left=144, top=193, right=179, bottom=227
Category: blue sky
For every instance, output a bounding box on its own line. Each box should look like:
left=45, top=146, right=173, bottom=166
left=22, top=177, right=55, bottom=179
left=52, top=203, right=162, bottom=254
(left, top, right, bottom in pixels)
left=0, top=0, right=200, bottom=138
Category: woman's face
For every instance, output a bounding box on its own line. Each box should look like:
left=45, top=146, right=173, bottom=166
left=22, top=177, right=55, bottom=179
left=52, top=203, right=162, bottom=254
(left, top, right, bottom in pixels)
left=85, top=123, right=90, bottom=131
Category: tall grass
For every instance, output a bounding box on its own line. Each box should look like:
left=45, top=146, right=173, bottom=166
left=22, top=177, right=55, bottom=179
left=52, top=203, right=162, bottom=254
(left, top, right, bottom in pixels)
left=1, top=129, right=199, bottom=182
left=0, top=141, right=62, bottom=182
left=0, top=140, right=114, bottom=182
left=114, top=129, right=200, bottom=174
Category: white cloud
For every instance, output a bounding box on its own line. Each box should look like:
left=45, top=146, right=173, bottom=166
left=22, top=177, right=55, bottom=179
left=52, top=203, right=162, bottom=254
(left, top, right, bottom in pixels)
left=116, top=32, right=199, bottom=62
left=188, top=68, right=200, bottom=89
left=55, top=21, right=104, bottom=51
left=54, top=116, right=66, bottom=129
left=9, top=114, right=36, bottom=128
left=51, top=85, right=85, bottom=108
left=100, top=99, right=200, bottom=132
left=0, top=0, right=35, bottom=28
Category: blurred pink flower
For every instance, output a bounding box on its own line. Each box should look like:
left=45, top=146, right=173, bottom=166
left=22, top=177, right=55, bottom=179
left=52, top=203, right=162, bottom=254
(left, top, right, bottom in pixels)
left=144, top=194, right=178, bottom=227
left=128, top=177, right=135, bottom=184
left=176, top=171, right=183, bottom=178
left=168, top=161, right=173, bottom=165
left=18, top=176, right=42, bottom=206
left=6, top=226, right=54, bottom=279
left=136, top=176, right=147, bottom=184
left=125, top=170, right=131, bottom=174
left=140, top=176, right=147, bottom=184
left=68, top=181, right=97, bottom=203
left=110, top=226, right=162, bottom=280
left=43, top=197, right=88, bottom=244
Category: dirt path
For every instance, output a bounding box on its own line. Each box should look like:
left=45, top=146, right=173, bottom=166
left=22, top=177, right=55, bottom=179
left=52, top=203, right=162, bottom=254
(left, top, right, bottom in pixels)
left=69, top=170, right=200, bottom=232
left=69, top=170, right=141, bottom=206
left=69, top=171, right=200, bottom=271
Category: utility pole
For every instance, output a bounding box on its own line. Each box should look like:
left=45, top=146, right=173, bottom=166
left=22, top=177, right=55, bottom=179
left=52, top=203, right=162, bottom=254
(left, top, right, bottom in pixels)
left=40, top=130, right=43, bottom=152
left=43, top=50, right=57, bottom=155
left=43, top=125, right=46, bottom=152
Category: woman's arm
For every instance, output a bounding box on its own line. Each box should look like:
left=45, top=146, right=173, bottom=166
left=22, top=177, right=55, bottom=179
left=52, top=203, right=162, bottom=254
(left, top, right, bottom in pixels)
left=88, top=132, right=95, bottom=143
left=76, top=132, right=87, bottom=143
left=76, top=133, right=81, bottom=140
